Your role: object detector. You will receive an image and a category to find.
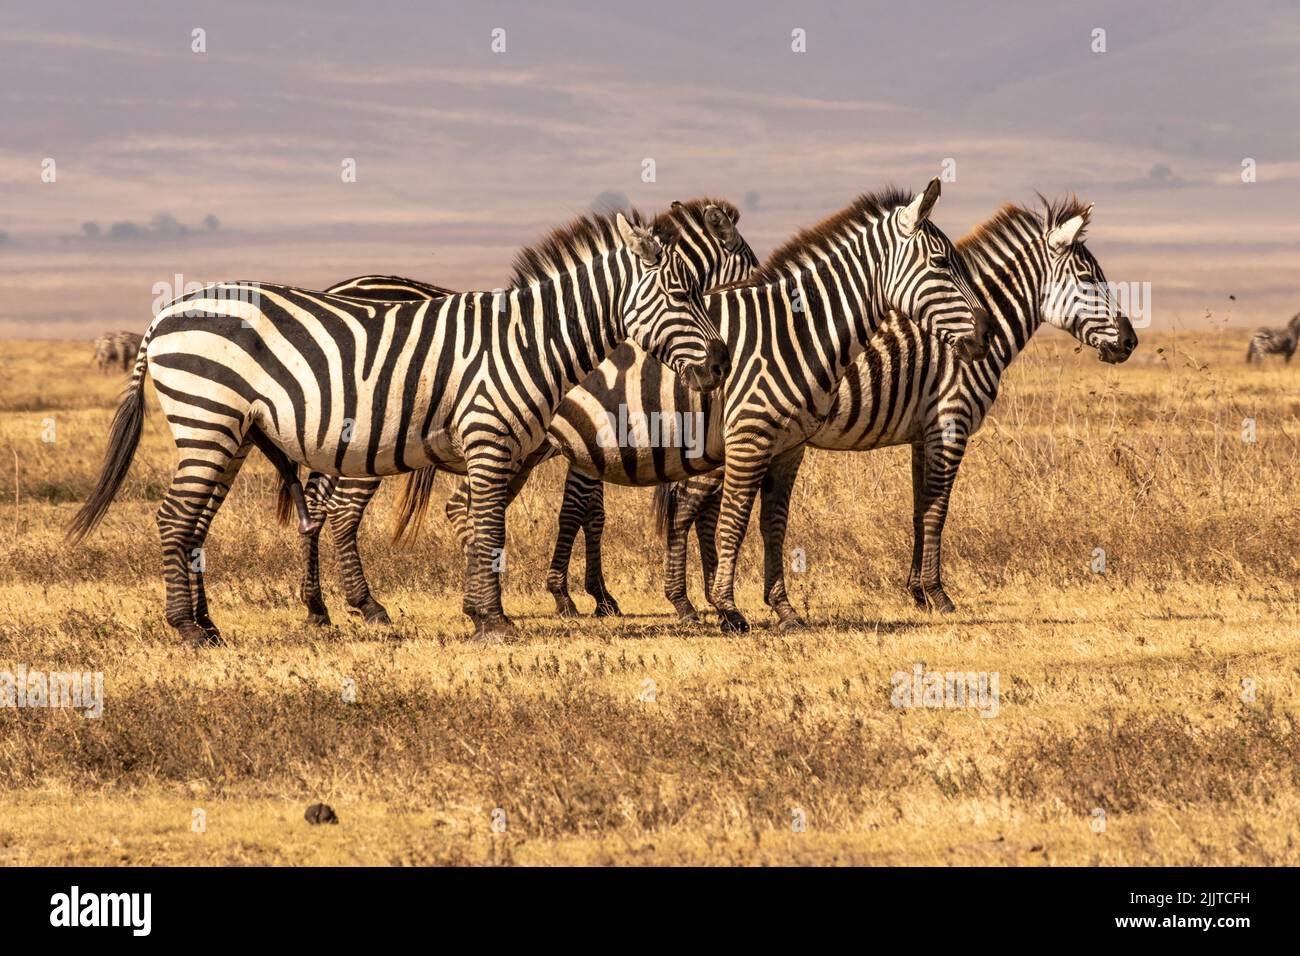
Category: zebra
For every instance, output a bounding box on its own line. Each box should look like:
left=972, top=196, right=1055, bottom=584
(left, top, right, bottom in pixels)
left=65, top=207, right=730, bottom=644
left=1245, top=313, right=1300, bottom=364
left=649, top=197, right=1139, bottom=623
left=412, top=180, right=993, bottom=631
left=278, top=200, right=756, bottom=626
left=93, top=331, right=143, bottom=373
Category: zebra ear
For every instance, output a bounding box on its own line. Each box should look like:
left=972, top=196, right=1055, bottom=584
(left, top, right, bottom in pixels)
left=899, top=178, right=941, bottom=236
left=1047, top=214, right=1088, bottom=255
left=617, top=213, right=663, bottom=266
left=703, top=204, right=738, bottom=248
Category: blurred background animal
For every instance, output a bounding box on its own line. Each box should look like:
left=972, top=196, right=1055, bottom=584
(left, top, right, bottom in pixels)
left=1245, top=313, right=1300, bottom=364
left=92, top=331, right=143, bottom=373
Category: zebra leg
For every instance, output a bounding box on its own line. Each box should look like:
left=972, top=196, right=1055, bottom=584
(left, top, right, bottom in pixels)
left=158, top=450, right=246, bottom=646
left=457, top=462, right=535, bottom=620
left=189, top=446, right=252, bottom=642
left=546, top=468, right=597, bottom=617
left=708, top=449, right=769, bottom=633
left=464, top=452, right=521, bottom=639
left=327, top=477, right=390, bottom=624
left=446, top=479, right=473, bottom=554
left=695, top=484, right=722, bottom=609
left=906, top=443, right=927, bottom=606
left=912, top=432, right=966, bottom=614
left=662, top=473, right=722, bottom=620
left=446, top=479, right=478, bottom=619
left=298, top=473, right=334, bottom=625
left=758, top=446, right=807, bottom=631
left=580, top=481, right=622, bottom=616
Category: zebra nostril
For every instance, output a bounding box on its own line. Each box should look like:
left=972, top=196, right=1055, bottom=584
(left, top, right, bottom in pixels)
left=707, top=340, right=731, bottom=376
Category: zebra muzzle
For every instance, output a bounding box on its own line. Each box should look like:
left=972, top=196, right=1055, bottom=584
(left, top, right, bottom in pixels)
left=954, top=307, right=993, bottom=363
left=681, top=340, right=730, bottom=392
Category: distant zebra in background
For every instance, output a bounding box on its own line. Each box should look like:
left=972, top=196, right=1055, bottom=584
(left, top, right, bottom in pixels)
left=1245, top=313, right=1300, bottom=364
left=66, top=207, right=728, bottom=643
left=282, top=201, right=753, bottom=627
left=651, top=197, right=1138, bottom=622
left=93, top=331, right=143, bottom=373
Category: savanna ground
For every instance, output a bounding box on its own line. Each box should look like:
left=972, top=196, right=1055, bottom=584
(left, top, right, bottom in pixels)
left=0, top=325, right=1297, bottom=866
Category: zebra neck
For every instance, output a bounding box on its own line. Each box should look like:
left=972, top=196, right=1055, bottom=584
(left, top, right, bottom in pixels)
left=508, top=253, right=627, bottom=398
left=783, top=256, right=886, bottom=375
left=966, top=250, right=1048, bottom=387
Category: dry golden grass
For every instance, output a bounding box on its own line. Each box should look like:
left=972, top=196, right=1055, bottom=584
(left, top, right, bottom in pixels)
left=0, top=328, right=1297, bottom=866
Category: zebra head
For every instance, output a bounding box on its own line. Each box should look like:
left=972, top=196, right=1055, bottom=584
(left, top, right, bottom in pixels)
left=665, top=199, right=761, bottom=289
left=1040, top=201, right=1138, bottom=365
left=885, top=179, right=991, bottom=363
left=615, top=213, right=730, bottom=392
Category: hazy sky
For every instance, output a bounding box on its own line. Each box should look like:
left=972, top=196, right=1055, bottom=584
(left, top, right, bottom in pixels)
left=2, top=0, right=1297, bottom=337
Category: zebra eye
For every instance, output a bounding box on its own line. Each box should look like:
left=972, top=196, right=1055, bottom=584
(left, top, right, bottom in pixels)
left=931, top=255, right=949, bottom=269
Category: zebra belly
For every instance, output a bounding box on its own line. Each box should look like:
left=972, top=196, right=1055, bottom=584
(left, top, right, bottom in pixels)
left=805, top=320, right=963, bottom=452
left=548, top=345, right=725, bottom=485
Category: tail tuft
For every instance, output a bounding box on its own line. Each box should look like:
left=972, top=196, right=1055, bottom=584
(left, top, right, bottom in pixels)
left=274, top=474, right=298, bottom=527
left=391, top=466, right=439, bottom=543
left=652, top=483, right=678, bottom=539
left=66, top=378, right=146, bottom=543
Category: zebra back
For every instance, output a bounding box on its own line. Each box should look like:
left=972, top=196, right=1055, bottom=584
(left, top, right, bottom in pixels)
left=325, top=275, right=457, bottom=301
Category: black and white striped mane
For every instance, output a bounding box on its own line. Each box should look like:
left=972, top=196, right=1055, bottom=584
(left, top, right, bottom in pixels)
left=510, top=206, right=690, bottom=288
left=744, top=188, right=915, bottom=286
left=958, top=195, right=1092, bottom=261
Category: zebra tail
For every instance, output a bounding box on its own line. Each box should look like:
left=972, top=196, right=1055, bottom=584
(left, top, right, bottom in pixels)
left=66, top=331, right=152, bottom=543
left=391, top=466, right=439, bottom=543
left=652, top=482, right=679, bottom=539
left=274, top=472, right=299, bottom=527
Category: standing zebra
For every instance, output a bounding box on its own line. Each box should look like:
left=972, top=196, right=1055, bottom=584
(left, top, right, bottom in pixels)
left=651, top=198, right=1138, bottom=623
left=66, top=208, right=729, bottom=643
left=93, top=331, right=143, bottom=373
left=410, top=180, right=992, bottom=631
left=281, top=201, right=755, bottom=626
left=1245, top=313, right=1300, bottom=364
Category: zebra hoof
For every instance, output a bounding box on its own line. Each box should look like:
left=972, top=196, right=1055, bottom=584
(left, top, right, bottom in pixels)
left=777, top=614, right=806, bottom=632
left=357, top=601, right=391, bottom=625
left=925, top=590, right=957, bottom=614
left=178, top=623, right=220, bottom=647
left=553, top=598, right=581, bottom=618
left=472, top=616, right=518, bottom=643
left=718, top=610, right=750, bottom=634
left=672, top=602, right=699, bottom=622
left=298, top=516, right=325, bottom=535
left=305, top=610, right=332, bottom=627
left=593, top=597, right=623, bottom=618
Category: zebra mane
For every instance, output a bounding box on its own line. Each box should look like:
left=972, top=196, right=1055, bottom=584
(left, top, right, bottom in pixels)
left=746, top=187, right=915, bottom=285
left=509, top=206, right=685, bottom=288
left=958, top=195, right=1093, bottom=259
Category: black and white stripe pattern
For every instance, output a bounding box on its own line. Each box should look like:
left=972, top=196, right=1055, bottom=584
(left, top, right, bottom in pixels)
left=284, top=200, right=757, bottom=626
left=66, top=207, right=728, bottom=643
left=433, top=180, right=992, bottom=631
left=656, top=197, right=1139, bottom=622
left=1245, top=313, right=1300, bottom=364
